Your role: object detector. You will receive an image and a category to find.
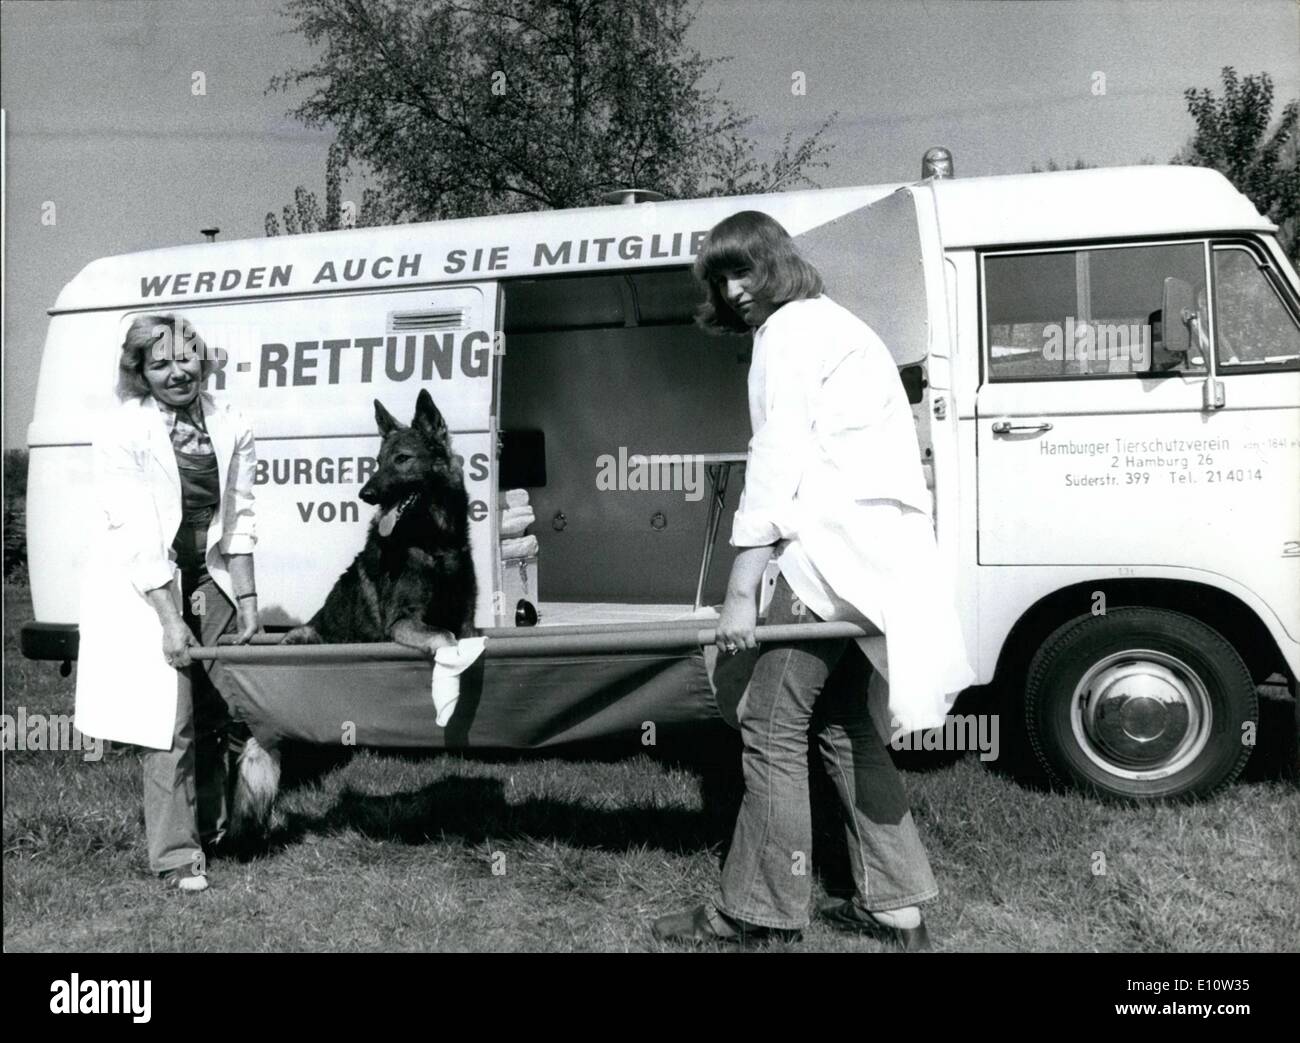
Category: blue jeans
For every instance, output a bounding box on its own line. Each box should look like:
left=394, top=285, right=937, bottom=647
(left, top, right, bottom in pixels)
left=142, top=519, right=247, bottom=874
left=713, top=574, right=939, bottom=930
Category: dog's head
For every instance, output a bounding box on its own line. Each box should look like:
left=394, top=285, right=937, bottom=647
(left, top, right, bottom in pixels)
left=360, top=389, right=463, bottom=513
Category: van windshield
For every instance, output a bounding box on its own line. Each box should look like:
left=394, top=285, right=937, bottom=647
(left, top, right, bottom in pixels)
left=1212, top=246, right=1300, bottom=369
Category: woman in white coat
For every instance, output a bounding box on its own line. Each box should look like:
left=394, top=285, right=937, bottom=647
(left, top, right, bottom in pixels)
left=75, top=314, right=260, bottom=892
left=653, top=212, right=975, bottom=949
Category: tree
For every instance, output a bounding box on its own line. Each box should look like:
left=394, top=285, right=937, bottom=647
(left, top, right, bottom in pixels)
left=1176, top=67, right=1299, bottom=265
left=266, top=0, right=836, bottom=230
left=3, top=449, right=29, bottom=582
left=1029, top=158, right=1095, bottom=173
left=266, top=141, right=391, bottom=235
left=1028, top=157, right=1161, bottom=173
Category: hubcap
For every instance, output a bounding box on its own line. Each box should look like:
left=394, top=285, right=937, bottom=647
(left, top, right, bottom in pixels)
left=1070, top=650, right=1212, bottom=781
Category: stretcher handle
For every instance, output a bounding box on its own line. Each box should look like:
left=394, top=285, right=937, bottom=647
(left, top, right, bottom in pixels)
left=190, top=619, right=878, bottom=662
left=216, top=617, right=725, bottom=644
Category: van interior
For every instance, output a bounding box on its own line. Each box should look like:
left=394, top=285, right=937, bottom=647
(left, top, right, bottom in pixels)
left=497, top=268, right=751, bottom=626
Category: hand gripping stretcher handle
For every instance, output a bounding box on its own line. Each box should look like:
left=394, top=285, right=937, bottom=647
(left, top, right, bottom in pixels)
left=189, top=619, right=880, bottom=663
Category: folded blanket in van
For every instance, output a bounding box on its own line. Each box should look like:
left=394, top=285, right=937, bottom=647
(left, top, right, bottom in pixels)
left=500, top=534, right=538, bottom=560
left=500, top=505, right=535, bottom=536
left=503, top=489, right=530, bottom=509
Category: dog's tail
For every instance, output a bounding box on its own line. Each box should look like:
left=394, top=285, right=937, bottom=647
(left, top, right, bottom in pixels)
left=229, top=736, right=281, bottom=843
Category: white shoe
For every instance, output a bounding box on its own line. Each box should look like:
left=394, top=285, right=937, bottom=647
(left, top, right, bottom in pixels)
left=161, top=866, right=209, bottom=892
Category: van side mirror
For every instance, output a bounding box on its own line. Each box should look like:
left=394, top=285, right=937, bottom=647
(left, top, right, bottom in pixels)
left=1160, top=277, right=1194, bottom=355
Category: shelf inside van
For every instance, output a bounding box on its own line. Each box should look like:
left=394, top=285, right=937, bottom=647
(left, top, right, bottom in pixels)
left=530, top=602, right=718, bottom=628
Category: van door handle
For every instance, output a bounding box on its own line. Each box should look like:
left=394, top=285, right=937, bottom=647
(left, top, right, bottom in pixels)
left=991, top=420, right=1054, bottom=434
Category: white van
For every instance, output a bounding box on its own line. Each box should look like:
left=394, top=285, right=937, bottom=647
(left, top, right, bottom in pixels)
left=23, top=162, right=1300, bottom=800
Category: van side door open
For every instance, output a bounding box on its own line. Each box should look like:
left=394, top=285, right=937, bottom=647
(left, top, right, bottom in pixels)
left=793, top=185, right=955, bottom=513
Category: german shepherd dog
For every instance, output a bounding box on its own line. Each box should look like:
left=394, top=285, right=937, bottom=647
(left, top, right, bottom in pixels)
left=229, top=388, right=477, bottom=843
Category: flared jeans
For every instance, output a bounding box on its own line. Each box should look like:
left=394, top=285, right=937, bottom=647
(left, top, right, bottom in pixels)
left=713, top=574, right=939, bottom=930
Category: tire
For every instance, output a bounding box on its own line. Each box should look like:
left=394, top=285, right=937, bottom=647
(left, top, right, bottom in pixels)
left=1025, top=607, right=1257, bottom=801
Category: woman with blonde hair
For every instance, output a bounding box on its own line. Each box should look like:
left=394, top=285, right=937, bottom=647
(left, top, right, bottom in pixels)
left=75, top=314, right=263, bottom=892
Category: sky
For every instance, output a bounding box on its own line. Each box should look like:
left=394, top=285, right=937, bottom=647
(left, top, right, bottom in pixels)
left=3, top=0, right=1298, bottom=448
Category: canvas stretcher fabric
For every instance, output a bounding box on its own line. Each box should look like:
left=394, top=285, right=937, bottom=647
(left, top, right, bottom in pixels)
left=222, top=651, right=720, bottom=750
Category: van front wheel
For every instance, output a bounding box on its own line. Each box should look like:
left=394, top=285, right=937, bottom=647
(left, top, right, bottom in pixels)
left=1025, top=607, right=1256, bottom=800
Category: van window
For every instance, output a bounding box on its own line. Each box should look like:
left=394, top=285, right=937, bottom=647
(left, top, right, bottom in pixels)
left=983, top=242, right=1209, bottom=381
left=1212, top=245, right=1300, bottom=370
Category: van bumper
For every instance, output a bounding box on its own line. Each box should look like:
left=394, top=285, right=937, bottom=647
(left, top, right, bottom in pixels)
left=20, top=623, right=79, bottom=661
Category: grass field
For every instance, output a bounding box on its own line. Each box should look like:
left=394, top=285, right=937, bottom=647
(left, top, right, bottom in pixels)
left=4, top=580, right=1297, bottom=953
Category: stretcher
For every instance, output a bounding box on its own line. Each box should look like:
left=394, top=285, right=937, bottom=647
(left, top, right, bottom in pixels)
left=191, top=618, right=878, bottom=751
left=189, top=448, right=880, bottom=753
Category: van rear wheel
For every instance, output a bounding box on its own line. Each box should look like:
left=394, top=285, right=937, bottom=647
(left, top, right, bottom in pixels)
left=1025, top=607, right=1256, bottom=800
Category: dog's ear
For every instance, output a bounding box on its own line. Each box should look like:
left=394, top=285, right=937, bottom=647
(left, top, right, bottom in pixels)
left=374, top=399, right=404, bottom=437
left=412, top=388, right=449, bottom=445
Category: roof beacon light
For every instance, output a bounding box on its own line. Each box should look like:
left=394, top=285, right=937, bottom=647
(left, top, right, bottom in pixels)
left=922, top=148, right=954, bottom=180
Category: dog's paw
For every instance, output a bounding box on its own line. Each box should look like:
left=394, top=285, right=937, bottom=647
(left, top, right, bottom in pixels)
left=424, top=630, right=457, bottom=654
left=280, top=625, right=322, bottom=645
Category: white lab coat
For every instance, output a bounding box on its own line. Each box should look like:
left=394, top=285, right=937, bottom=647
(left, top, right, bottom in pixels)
left=731, top=295, right=975, bottom=733
left=74, top=393, right=258, bottom=750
